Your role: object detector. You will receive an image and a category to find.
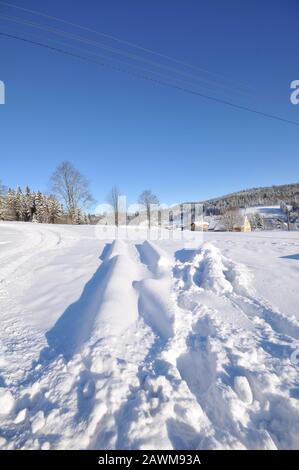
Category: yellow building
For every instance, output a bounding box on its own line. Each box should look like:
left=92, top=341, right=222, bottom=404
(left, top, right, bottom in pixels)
left=233, top=215, right=251, bottom=232
left=192, top=221, right=209, bottom=231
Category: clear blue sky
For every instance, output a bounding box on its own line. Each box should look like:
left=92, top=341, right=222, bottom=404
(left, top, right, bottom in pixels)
left=0, top=0, right=298, bottom=208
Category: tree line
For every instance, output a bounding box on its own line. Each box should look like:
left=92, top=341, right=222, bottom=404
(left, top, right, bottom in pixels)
left=0, top=162, right=161, bottom=227
left=203, top=182, right=299, bottom=215
left=0, top=162, right=92, bottom=224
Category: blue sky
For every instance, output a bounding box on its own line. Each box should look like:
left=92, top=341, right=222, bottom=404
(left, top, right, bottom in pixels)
left=0, top=0, right=298, bottom=208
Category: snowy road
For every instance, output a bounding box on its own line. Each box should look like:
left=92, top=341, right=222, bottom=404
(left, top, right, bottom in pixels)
left=0, top=222, right=299, bottom=449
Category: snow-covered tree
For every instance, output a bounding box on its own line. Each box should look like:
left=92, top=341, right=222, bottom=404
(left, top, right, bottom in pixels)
left=34, top=191, right=46, bottom=223
left=72, top=207, right=88, bottom=225
left=5, top=189, right=17, bottom=220
left=15, top=187, right=27, bottom=221
left=33, top=192, right=62, bottom=223
left=24, top=185, right=36, bottom=221
left=0, top=184, right=65, bottom=224
left=0, top=181, right=7, bottom=220
left=46, top=196, right=63, bottom=224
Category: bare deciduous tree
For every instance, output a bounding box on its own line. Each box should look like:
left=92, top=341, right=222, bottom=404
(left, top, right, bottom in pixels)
left=138, top=190, right=159, bottom=228
left=50, top=161, right=94, bottom=214
left=222, top=208, right=243, bottom=231
left=106, top=186, right=121, bottom=226
left=249, top=212, right=264, bottom=230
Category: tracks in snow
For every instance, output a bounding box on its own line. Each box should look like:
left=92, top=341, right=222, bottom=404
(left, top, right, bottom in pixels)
left=1, top=236, right=299, bottom=449
left=173, top=242, right=299, bottom=449
left=0, top=225, right=72, bottom=384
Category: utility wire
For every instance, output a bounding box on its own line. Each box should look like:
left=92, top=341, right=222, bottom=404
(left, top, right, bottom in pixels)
left=0, top=24, right=239, bottom=99
left=1, top=31, right=298, bottom=128
left=0, top=0, right=250, bottom=92
left=0, top=13, right=248, bottom=96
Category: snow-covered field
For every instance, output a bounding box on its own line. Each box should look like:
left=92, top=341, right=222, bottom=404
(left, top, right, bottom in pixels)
left=0, top=222, right=299, bottom=450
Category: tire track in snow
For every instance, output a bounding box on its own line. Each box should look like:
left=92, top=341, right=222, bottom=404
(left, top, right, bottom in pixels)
left=0, top=225, right=74, bottom=385
left=0, top=225, right=84, bottom=384
left=0, top=225, right=61, bottom=283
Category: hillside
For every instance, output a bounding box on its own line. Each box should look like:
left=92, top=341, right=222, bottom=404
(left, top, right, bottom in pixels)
left=202, top=182, right=299, bottom=214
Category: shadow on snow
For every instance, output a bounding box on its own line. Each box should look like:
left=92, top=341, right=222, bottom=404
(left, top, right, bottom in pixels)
left=40, top=243, right=114, bottom=362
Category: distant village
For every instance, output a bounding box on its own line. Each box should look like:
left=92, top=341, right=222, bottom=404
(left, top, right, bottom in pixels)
left=192, top=202, right=299, bottom=232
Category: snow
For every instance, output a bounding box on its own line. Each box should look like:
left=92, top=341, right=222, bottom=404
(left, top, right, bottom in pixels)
left=245, top=205, right=284, bottom=218
left=0, top=221, right=299, bottom=449
left=0, top=389, right=15, bottom=415
left=233, top=376, right=253, bottom=405
left=41, top=441, right=50, bottom=450
left=14, top=408, right=27, bottom=424
left=31, top=411, right=45, bottom=434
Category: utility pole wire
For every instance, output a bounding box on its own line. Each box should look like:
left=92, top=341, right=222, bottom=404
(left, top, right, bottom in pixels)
left=0, top=13, right=248, bottom=97
left=0, top=0, right=250, bottom=92
left=0, top=31, right=298, bottom=128
left=0, top=24, right=239, bottom=99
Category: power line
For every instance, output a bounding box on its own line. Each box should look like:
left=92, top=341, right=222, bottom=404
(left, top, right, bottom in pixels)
left=0, top=13, right=248, bottom=97
left=1, top=31, right=298, bottom=128
left=0, top=0, right=250, bottom=92
left=0, top=24, right=239, bottom=99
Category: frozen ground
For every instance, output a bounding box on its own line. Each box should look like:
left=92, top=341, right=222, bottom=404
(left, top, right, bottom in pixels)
left=0, top=222, right=299, bottom=450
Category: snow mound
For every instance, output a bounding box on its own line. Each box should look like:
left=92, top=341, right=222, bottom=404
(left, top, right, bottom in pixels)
left=14, top=408, right=27, bottom=424
left=0, top=389, right=15, bottom=415
left=101, top=239, right=130, bottom=260
left=138, top=240, right=172, bottom=276
left=233, top=376, right=253, bottom=404
left=46, top=247, right=140, bottom=359
left=31, top=411, right=45, bottom=434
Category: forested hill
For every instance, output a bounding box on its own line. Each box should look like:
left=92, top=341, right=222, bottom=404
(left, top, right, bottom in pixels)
left=202, top=182, right=299, bottom=212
